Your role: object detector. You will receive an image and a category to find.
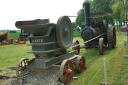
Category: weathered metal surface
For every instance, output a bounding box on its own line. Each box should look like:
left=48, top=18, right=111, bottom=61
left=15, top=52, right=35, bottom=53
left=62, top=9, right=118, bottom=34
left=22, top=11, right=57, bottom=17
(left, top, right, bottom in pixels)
left=16, top=24, right=54, bottom=36
left=84, top=2, right=90, bottom=26
left=15, top=16, right=82, bottom=85
left=75, top=56, right=85, bottom=73
left=81, top=1, right=116, bottom=55
left=27, top=42, right=57, bottom=46
left=30, top=65, right=60, bottom=73
left=107, top=26, right=116, bottom=48
left=18, top=36, right=26, bottom=44
left=59, top=60, right=73, bottom=84
left=30, top=51, right=75, bottom=69
left=72, top=40, right=80, bottom=55
left=27, top=48, right=62, bottom=54
left=99, top=38, right=105, bottom=55
left=16, top=58, right=29, bottom=75
left=15, top=19, right=50, bottom=27
left=56, top=16, right=73, bottom=49
left=90, top=12, right=111, bottom=18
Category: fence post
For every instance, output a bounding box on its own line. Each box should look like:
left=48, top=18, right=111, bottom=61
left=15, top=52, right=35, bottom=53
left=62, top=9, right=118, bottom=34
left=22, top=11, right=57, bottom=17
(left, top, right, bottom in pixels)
left=123, top=41, right=127, bottom=57
left=83, top=78, right=85, bottom=85
left=104, top=58, right=107, bottom=85
left=127, top=35, right=128, bottom=43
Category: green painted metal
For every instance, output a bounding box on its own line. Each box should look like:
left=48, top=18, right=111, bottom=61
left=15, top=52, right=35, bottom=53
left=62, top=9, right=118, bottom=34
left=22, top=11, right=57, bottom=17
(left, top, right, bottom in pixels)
left=15, top=17, right=75, bottom=69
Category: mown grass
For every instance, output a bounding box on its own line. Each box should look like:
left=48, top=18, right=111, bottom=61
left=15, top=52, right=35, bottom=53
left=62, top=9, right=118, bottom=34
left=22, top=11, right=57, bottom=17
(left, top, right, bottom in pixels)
left=8, top=31, right=80, bottom=40
left=0, top=41, right=33, bottom=71
left=0, top=32, right=128, bottom=85
left=69, top=32, right=128, bottom=85
left=9, top=32, right=20, bottom=40
left=73, top=31, right=81, bottom=37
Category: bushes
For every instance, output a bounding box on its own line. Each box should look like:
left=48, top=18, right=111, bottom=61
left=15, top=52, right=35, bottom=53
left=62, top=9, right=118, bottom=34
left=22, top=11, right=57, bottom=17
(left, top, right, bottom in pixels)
left=9, top=30, right=17, bottom=33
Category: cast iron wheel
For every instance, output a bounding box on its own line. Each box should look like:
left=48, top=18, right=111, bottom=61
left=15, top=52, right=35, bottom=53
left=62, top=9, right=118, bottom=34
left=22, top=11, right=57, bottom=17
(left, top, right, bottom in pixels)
left=16, top=58, right=29, bottom=75
left=107, top=26, right=116, bottom=48
left=99, top=38, right=105, bottom=55
left=72, top=40, right=80, bottom=55
left=59, top=60, right=74, bottom=84
left=56, top=16, right=73, bottom=49
left=18, top=36, right=26, bottom=44
left=75, top=56, right=85, bottom=73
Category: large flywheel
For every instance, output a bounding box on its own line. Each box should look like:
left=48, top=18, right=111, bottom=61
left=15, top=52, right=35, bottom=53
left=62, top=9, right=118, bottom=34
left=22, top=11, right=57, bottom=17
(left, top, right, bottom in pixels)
left=107, top=26, right=116, bottom=48
left=56, top=16, right=73, bottom=49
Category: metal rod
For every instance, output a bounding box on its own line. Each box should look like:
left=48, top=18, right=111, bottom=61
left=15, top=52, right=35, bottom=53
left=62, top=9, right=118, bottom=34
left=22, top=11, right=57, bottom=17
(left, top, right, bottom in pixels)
left=104, top=58, right=107, bottom=85
left=78, top=46, right=99, bottom=48
left=71, top=33, right=105, bottom=48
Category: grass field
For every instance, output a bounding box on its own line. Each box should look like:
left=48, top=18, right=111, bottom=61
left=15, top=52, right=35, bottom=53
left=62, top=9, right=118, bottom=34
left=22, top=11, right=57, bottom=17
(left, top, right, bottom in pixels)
left=9, top=32, right=20, bottom=40
left=8, top=31, right=81, bottom=40
left=0, top=31, right=128, bottom=85
left=69, top=32, right=128, bottom=85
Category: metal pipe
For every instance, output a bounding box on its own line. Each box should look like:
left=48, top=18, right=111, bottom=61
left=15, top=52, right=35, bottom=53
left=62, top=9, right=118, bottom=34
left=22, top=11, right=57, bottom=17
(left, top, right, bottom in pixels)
left=83, top=2, right=90, bottom=26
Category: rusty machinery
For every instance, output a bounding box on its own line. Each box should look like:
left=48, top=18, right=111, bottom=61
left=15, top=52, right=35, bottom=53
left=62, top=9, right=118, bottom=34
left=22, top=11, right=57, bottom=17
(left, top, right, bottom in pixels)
left=17, top=19, right=50, bottom=44
left=15, top=16, right=86, bottom=84
left=72, top=1, right=116, bottom=55
left=15, top=1, right=116, bottom=84
left=18, top=29, right=29, bottom=44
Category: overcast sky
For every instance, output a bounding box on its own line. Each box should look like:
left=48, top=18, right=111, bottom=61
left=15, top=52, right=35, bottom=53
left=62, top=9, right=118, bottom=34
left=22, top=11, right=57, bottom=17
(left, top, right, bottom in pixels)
left=0, top=0, right=84, bottom=30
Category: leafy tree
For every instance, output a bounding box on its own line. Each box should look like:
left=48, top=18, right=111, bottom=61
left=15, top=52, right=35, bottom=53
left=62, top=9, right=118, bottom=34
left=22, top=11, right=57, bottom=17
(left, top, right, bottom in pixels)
left=91, top=0, right=115, bottom=25
left=75, top=8, right=85, bottom=27
left=9, top=30, right=17, bottom=33
left=75, top=0, right=115, bottom=27
left=72, top=22, right=77, bottom=29
left=112, top=0, right=128, bottom=29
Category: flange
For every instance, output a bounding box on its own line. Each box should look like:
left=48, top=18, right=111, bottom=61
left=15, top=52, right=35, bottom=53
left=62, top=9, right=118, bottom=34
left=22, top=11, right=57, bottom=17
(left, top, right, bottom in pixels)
left=56, top=16, right=73, bottom=49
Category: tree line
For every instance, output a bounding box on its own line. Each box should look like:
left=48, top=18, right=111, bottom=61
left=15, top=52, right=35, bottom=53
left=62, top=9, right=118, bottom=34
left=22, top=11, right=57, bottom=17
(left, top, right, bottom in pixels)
left=72, top=0, right=128, bottom=30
